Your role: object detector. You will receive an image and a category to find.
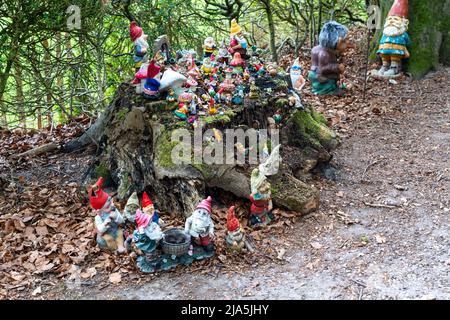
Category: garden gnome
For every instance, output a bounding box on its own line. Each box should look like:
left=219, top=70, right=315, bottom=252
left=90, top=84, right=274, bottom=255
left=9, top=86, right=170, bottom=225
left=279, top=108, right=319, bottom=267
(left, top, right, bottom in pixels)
left=376, top=0, right=410, bottom=77
left=89, top=177, right=126, bottom=253
left=308, top=21, right=353, bottom=95
left=229, top=19, right=248, bottom=59
left=143, top=60, right=161, bottom=99
left=124, top=191, right=140, bottom=223
left=249, top=145, right=281, bottom=227
left=142, top=191, right=161, bottom=225
left=130, top=21, right=149, bottom=71
left=226, top=206, right=245, bottom=252
left=290, top=58, right=306, bottom=93
left=217, top=39, right=230, bottom=66
left=130, top=209, right=163, bottom=257
left=203, top=37, right=217, bottom=58
left=185, top=196, right=215, bottom=252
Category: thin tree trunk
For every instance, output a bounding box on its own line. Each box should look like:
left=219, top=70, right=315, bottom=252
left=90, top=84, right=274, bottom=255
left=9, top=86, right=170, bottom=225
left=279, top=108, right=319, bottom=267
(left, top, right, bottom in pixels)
left=15, top=63, right=26, bottom=129
left=42, top=39, right=53, bottom=128
left=56, top=32, right=66, bottom=123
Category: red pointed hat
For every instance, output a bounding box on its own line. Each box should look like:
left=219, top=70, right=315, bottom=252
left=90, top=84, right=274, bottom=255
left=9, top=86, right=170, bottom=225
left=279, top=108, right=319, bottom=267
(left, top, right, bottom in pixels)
left=196, top=196, right=212, bottom=213
left=227, top=206, right=240, bottom=232
left=89, top=177, right=109, bottom=210
left=388, top=0, right=408, bottom=18
left=135, top=209, right=151, bottom=229
left=147, top=60, right=161, bottom=79
left=142, top=192, right=153, bottom=208
left=130, top=21, right=143, bottom=42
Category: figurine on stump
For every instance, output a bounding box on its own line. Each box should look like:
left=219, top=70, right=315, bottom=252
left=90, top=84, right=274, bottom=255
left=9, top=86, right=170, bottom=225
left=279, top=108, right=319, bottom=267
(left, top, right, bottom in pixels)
left=89, top=177, right=126, bottom=254
left=376, top=0, right=410, bottom=77
left=143, top=60, right=161, bottom=99
left=308, top=21, right=353, bottom=95
left=130, top=21, right=149, bottom=71
left=203, top=37, right=217, bottom=58
left=229, top=19, right=249, bottom=60
left=185, top=196, right=215, bottom=253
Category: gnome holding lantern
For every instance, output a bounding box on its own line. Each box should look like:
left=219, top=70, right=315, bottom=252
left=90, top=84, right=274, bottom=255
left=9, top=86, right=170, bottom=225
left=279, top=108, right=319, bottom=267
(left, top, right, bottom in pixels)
left=185, top=196, right=215, bottom=252
left=308, top=21, right=353, bottom=95
left=229, top=19, right=248, bottom=60
left=130, top=209, right=163, bottom=257
left=226, top=206, right=246, bottom=252
left=376, top=0, right=411, bottom=77
left=89, top=177, right=126, bottom=253
left=130, top=21, right=149, bottom=71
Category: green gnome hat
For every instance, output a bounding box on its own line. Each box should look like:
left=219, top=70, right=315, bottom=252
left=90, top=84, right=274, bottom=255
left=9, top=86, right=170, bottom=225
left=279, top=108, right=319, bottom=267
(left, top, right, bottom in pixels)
left=125, top=192, right=140, bottom=209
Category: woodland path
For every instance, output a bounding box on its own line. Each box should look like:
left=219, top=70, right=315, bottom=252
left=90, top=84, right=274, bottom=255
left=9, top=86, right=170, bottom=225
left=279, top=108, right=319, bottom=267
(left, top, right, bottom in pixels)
left=66, top=68, right=449, bottom=300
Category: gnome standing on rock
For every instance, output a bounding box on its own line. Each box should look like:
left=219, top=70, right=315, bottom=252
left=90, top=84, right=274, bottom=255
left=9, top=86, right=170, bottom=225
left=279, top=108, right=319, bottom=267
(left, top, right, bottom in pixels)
left=376, top=0, right=410, bottom=77
left=185, top=196, right=215, bottom=252
left=89, top=177, right=126, bottom=254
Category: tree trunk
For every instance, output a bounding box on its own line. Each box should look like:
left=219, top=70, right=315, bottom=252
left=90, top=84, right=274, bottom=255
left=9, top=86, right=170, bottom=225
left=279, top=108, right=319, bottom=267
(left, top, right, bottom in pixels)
left=64, top=76, right=339, bottom=217
left=371, top=0, right=450, bottom=78
left=15, top=63, right=26, bottom=129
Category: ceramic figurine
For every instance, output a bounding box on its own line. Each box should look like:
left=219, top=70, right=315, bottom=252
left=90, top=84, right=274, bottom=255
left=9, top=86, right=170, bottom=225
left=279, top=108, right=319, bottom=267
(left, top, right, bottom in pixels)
left=89, top=177, right=126, bottom=253
left=201, top=57, right=214, bottom=77
left=229, top=19, right=248, bottom=60
left=273, top=110, right=282, bottom=124
left=187, top=56, right=201, bottom=79
left=376, top=0, right=410, bottom=77
left=132, top=62, right=149, bottom=93
left=190, top=98, right=198, bottom=115
left=226, top=206, right=245, bottom=252
left=249, top=145, right=281, bottom=227
left=290, top=58, right=306, bottom=93
left=166, top=88, right=177, bottom=103
left=217, top=39, right=230, bottom=66
left=225, top=93, right=233, bottom=106
left=308, top=21, right=353, bottom=95
left=124, top=192, right=140, bottom=223
left=203, top=37, right=217, bottom=58
left=248, top=80, right=260, bottom=100
left=230, top=52, right=245, bottom=74
left=141, top=191, right=162, bottom=225
left=219, top=67, right=236, bottom=93
left=175, top=91, right=192, bottom=120
left=130, top=209, right=163, bottom=257
left=186, top=77, right=198, bottom=92
left=159, top=68, right=187, bottom=95
left=143, top=60, right=161, bottom=99
left=185, top=196, right=215, bottom=252
left=267, top=63, right=278, bottom=77
left=208, top=98, right=217, bottom=115
left=130, top=21, right=149, bottom=70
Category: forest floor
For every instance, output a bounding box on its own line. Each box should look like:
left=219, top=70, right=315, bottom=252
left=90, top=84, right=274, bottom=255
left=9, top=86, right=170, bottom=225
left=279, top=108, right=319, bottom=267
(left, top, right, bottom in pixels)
left=1, top=36, right=449, bottom=299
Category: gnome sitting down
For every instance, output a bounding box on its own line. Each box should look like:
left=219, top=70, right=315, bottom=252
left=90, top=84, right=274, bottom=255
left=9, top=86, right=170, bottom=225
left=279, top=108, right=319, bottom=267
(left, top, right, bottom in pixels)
left=185, top=196, right=215, bottom=252
left=89, top=177, right=126, bottom=254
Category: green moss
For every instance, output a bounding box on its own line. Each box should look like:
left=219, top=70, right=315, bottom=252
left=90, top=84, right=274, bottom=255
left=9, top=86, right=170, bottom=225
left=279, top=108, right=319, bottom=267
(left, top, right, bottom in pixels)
left=95, top=164, right=112, bottom=181
left=311, top=109, right=328, bottom=125
left=192, top=163, right=215, bottom=180
left=204, top=109, right=235, bottom=125
left=275, top=98, right=288, bottom=109
left=116, top=108, right=128, bottom=121
left=292, top=109, right=337, bottom=150
left=117, top=172, right=131, bottom=199
left=157, top=130, right=180, bottom=168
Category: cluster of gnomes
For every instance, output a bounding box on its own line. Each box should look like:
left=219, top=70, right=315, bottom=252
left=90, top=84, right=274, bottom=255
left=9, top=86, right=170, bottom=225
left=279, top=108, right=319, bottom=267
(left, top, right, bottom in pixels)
left=375, top=0, right=410, bottom=77
left=308, top=21, right=354, bottom=95
left=185, top=196, right=215, bottom=253
left=226, top=206, right=245, bottom=251
left=89, top=177, right=126, bottom=253
left=249, top=144, right=281, bottom=227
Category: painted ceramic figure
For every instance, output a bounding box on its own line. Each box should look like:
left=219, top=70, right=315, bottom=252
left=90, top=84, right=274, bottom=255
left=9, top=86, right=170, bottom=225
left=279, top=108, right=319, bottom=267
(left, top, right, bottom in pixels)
left=166, top=88, right=177, bottom=103
left=208, top=98, right=217, bottom=115
left=230, top=52, right=245, bottom=74
left=124, top=192, right=140, bottom=223
left=141, top=191, right=161, bottom=225
left=308, top=21, right=353, bottom=95
left=376, top=0, right=410, bottom=77
left=185, top=196, right=215, bottom=252
left=131, top=209, right=163, bottom=256
left=217, top=39, right=231, bottom=65
left=201, top=57, right=214, bottom=77
left=219, top=68, right=235, bottom=93
left=249, top=145, right=281, bottom=227
left=89, top=177, right=126, bottom=253
left=203, top=37, right=217, bottom=58
left=226, top=206, right=245, bottom=252
left=175, top=91, right=193, bottom=120
left=290, top=58, right=306, bottom=93
left=229, top=19, right=248, bottom=59
left=130, top=21, right=149, bottom=70
left=143, top=60, right=161, bottom=99
left=249, top=80, right=260, bottom=100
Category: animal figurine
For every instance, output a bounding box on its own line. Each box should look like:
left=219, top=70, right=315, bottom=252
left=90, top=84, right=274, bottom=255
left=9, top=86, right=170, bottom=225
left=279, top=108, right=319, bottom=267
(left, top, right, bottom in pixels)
left=124, top=192, right=140, bottom=223
left=89, top=177, right=126, bottom=253
left=185, top=196, right=215, bottom=252
left=226, top=206, right=245, bottom=252
left=130, top=21, right=149, bottom=71
left=308, top=21, right=353, bottom=95
left=376, top=0, right=410, bottom=77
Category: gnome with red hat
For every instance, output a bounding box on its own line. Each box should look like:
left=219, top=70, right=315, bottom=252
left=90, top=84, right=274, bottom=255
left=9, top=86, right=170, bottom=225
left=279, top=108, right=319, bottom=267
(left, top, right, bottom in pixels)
left=376, top=0, right=411, bottom=77
left=226, top=206, right=245, bottom=252
left=129, top=209, right=163, bottom=257
left=89, top=177, right=126, bottom=253
left=185, top=196, right=215, bottom=252
left=130, top=21, right=149, bottom=71
left=143, top=60, right=162, bottom=99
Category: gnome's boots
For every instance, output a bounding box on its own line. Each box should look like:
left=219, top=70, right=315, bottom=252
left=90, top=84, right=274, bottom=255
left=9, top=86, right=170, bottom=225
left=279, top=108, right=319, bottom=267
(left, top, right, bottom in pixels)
left=384, top=61, right=400, bottom=76
left=378, top=61, right=390, bottom=75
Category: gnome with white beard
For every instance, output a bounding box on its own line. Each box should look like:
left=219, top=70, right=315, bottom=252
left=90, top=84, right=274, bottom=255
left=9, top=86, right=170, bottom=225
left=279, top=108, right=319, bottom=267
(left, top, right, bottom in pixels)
left=185, top=196, right=215, bottom=252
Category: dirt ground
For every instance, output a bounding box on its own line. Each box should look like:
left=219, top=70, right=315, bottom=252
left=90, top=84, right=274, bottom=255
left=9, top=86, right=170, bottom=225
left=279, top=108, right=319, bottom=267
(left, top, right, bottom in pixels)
left=54, top=68, right=449, bottom=300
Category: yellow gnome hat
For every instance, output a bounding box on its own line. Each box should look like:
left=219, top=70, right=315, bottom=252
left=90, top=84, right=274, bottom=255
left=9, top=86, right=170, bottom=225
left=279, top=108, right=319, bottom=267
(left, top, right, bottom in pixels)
left=230, top=19, right=242, bottom=36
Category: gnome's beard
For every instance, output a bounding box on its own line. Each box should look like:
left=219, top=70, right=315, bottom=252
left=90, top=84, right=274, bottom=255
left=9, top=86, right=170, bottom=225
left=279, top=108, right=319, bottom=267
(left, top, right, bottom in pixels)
left=383, top=17, right=408, bottom=37
left=135, top=36, right=149, bottom=49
